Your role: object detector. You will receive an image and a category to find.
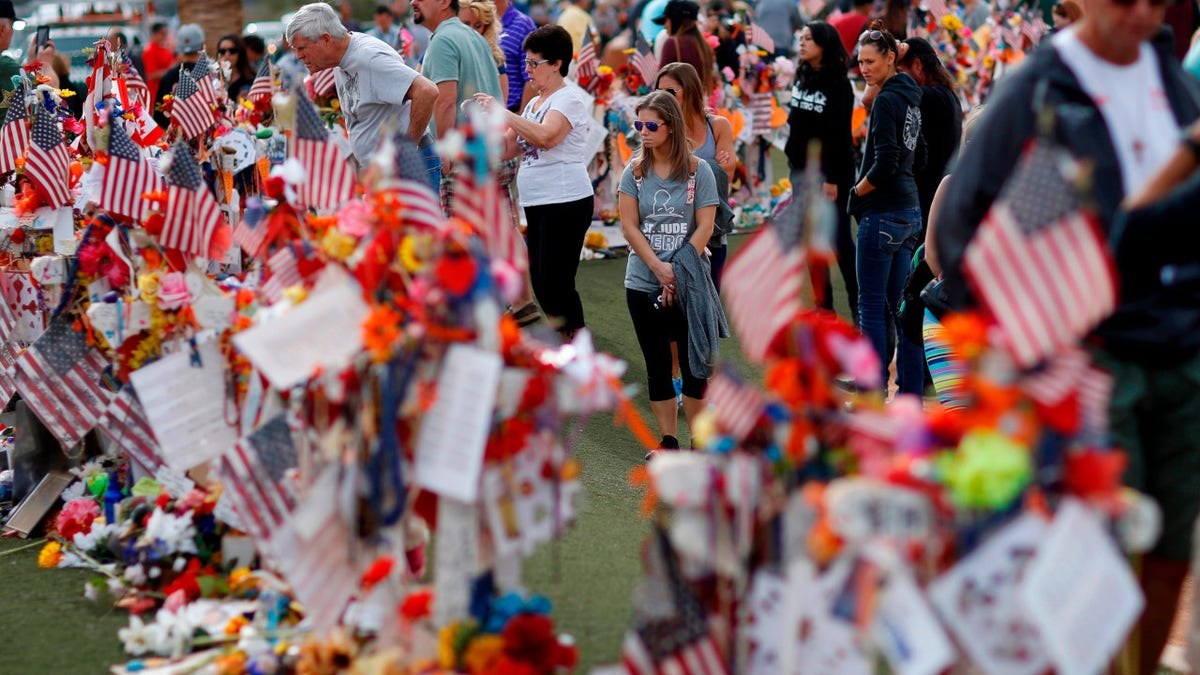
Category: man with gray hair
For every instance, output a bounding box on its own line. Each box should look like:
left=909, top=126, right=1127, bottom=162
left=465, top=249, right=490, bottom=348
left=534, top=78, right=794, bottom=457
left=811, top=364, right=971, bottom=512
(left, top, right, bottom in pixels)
left=287, top=2, right=439, bottom=182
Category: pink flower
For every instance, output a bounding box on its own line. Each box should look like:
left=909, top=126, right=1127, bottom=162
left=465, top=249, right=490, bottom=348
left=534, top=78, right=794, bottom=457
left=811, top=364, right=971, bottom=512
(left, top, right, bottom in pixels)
left=56, top=498, right=101, bottom=540
left=156, top=272, right=191, bottom=310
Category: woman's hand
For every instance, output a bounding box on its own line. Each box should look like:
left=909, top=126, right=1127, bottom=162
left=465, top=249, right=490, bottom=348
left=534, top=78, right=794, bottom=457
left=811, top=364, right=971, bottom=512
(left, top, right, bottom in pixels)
left=716, top=149, right=734, bottom=170
left=653, top=259, right=676, bottom=305
left=471, top=92, right=497, bottom=112
left=823, top=182, right=838, bottom=201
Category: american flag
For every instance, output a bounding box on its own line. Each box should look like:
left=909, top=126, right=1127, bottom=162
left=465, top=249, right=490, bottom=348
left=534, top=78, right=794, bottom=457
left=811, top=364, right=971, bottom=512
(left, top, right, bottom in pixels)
left=631, top=32, right=659, bottom=86
left=269, top=507, right=359, bottom=635
left=747, top=23, right=776, bottom=54
left=722, top=227, right=804, bottom=363
left=451, top=172, right=527, bottom=271
left=292, top=90, right=354, bottom=211
left=1019, top=347, right=1113, bottom=439
left=0, top=290, right=18, bottom=408
left=748, top=90, right=774, bottom=137
left=161, top=145, right=226, bottom=257
left=0, top=82, right=29, bottom=174
left=119, top=58, right=151, bottom=111
left=622, top=529, right=728, bottom=675
left=10, top=316, right=114, bottom=447
left=307, top=68, right=338, bottom=98
left=1022, top=11, right=1048, bottom=46
left=216, top=414, right=298, bottom=542
left=248, top=58, right=274, bottom=103
left=706, top=370, right=766, bottom=444
left=575, top=25, right=600, bottom=92
left=391, top=179, right=445, bottom=230
left=963, top=142, right=1116, bottom=368
left=922, top=0, right=949, bottom=23
left=97, top=386, right=165, bottom=473
left=169, top=68, right=214, bottom=140
left=24, top=109, right=71, bottom=208
left=190, top=52, right=219, bottom=109
left=233, top=197, right=271, bottom=257
left=100, top=117, right=163, bottom=221
left=260, top=244, right=304, bottom=303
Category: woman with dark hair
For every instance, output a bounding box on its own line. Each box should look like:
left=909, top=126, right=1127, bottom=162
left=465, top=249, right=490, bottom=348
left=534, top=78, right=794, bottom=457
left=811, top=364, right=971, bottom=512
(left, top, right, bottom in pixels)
left=655, top=62, right=734, bottom=287
left=217, top=34, right=256, bottom=102
left=899, top=36, right=961, bottom=228
left=848, top=22, right=925, bottom=394
left=654, top=0, right=716, bottom=95
left=619, top=91, right=721, bottom=451
left=472, top=25, right=595, bottom=339
left=786, top=21, right=857, bottom=322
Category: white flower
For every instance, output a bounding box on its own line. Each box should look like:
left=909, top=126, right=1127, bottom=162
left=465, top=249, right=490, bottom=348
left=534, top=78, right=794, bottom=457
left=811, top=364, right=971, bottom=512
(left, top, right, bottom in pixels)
left=73, top=522, right=119, bottom=553
left=124, top=563, right=147, bottom=586
left=59, top=481, right=86, bottom=503
left=84, top=581, right=100, bottom=602
left=139, top=508, right=198, bottom=556
left=148, top=566, right=162, bottom=579
left=107, top=577, right=127, bottom=596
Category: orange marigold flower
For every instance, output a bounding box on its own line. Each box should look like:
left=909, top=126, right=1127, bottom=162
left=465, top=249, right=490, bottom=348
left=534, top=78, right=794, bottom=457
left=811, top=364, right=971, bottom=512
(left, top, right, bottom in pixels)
left=363, top=305, right=403, bottom=362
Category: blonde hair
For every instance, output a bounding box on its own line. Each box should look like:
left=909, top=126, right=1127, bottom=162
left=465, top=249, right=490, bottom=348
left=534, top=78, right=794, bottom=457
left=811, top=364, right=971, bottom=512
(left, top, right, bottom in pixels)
left=633, top=91, right=692, bottom=183
left=656, top=62, right=706, bottom=150
left=464, top=0, right=506, bottom=68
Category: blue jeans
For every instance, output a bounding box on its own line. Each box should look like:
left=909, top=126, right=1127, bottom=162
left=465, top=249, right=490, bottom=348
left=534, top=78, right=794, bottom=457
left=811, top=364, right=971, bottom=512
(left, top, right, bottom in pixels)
left=419, top=143, right=441, bottom=194
left=856, top=207, right=922, bottom=392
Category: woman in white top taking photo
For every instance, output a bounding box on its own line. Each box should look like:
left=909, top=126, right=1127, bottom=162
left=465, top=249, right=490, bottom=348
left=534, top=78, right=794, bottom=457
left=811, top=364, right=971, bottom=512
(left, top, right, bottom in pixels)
left=473, top=25, right=595, bottom=340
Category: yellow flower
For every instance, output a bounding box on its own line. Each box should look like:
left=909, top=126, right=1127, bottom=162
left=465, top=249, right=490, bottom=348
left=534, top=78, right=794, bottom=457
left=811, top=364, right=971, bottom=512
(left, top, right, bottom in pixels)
left=770, top=185, right=782, bottom=197
left=282, top=286, right=307, bottom=304
left=779, top=178, right=792, bottom=191
left=598, top=65, right=613, bottom=75
left=58, top=89, right=75, bottom=98
left=437, top=622, right=461, bottom=670
left=224, top=616, right=250, bottom=635
left=320, top=227, right=357, bottom=261
left=38, top=541, right=63, bottom=568
left=229, top=567, right=252, bottom=586
left=462, top=634, right=504, bottom=674
left=398, top=233, right=432, bottom=273
left=138, top=273, right=161, bottom=304
left=942, top=14, right=963, bottom=30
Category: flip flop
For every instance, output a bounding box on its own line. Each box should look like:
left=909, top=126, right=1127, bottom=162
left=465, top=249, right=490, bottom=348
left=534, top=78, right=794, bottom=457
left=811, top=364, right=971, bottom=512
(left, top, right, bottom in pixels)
left=510, top=302, right=541, bottom=327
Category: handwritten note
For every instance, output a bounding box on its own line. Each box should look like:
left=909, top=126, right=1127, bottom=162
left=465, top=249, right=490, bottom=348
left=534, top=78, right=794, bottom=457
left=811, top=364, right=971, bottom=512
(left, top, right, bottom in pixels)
left=154, top=466, right=196, bottom=499
left=783, top=558, right=871, bottom=675
left=131, top=337, right=238, bottom=471
left=871, top=563, right=956, bottom=675
left=233, top=278, right=370, bottom=390
left=928, top=514, right=1050, bottom=675
left=745, top=571, right=788, bottom=674
left=1017, top=499, right=1143, bottom=675
left=433, top=497, right=478, bottom=626
left=414, top=344, right=501, bottom=503
left=825, top=478, right=933, bottom=544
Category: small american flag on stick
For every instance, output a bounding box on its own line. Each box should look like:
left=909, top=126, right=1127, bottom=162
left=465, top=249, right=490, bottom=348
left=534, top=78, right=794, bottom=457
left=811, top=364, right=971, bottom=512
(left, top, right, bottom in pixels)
left=575, top=25, right=600, bottom=91
left=292, top=89, right=354, bottom=211
left=722, top=226, right=804, bottom=363
left=706, top=369, right=766, bottom=444
left=216, top=414, right=299, bottom=543
left=190, top=52, right=219, bottom=108
left=451, top=171, right=528, bottom=271
left=100, top=116, right=163, bottom=222
left=233, top=198, right=271, bottom=257
left=963, top=141, right=1116, bottom=368
left=97, top=386, right=165, bottom=473
left=631, top=32, right=659, bottom=86
left=747, top=23, right=775, bottom=54
left=0, top=83, right=29, bottom=174
left=25, top=109, right=71, bottom=208
left=260, top=244, right=305, bottom=303
left=160, top=144, right=226, bottom=257
left=11, top=316, right=114, bottom=448
left=307, top=68, right=338, bottom=98
left=248, top=59, right=274, bottom=103
left=169, top=68, right=215, bottom=141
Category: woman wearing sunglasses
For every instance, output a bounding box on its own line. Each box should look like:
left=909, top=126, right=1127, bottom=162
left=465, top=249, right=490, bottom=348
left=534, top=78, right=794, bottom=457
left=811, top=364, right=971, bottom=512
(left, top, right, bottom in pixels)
left=848, top=22, right=926, bottom=395
left=217, top=35, right=255, bottom=102
left=620, top=91, right=725, bottom=452
left=472, top=25, right=595, bottom=339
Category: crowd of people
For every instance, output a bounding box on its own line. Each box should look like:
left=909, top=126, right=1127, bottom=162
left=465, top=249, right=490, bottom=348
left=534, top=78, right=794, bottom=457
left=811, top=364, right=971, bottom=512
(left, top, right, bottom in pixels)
left=18, top=0, right=1200, bottom=667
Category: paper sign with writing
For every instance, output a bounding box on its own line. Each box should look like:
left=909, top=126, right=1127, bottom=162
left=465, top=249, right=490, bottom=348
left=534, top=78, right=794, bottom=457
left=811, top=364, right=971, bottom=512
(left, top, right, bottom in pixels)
left=783, top=558, right=871, bottom=675
left=233, top=278, right=370, bottom=390
left=928, top=514, right=1050, bottom=675
left=745, top=571, right=788, bottom=674
left=131, top=337, right=239, bottom=470
left=433, top=497, right=478, bottom=625
left=86, top=300, right=152, bottom=348
left=1017, top=499, right=1143, bottom=675
left=871, top=563, right=956, bottom=675
left=481, top=436, right=580, bottom=558
left=825, top=477, right=933, bottom=543
left=154, top=466, right=197, bottom=499
left=414, top=344, right=501, bottom=503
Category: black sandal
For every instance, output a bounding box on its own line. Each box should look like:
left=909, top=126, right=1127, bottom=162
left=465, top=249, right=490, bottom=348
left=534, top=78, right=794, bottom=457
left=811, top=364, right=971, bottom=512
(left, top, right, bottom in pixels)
left=510, top=303, right=541, bottom=327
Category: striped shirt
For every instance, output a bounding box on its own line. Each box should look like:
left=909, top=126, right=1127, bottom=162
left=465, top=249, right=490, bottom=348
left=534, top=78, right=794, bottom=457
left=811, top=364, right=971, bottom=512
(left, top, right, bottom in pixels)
left=499, top=5, right=536, bottom=110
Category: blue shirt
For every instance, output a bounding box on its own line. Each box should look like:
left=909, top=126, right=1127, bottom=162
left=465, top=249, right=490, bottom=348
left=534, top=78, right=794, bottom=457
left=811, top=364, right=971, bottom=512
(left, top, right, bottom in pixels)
left=499, top=5, right=536, bottom=110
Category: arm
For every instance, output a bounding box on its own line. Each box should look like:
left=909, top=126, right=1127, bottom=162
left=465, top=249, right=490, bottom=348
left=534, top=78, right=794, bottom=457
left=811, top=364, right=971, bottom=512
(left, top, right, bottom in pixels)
left=690, top=160, right=718, bottom=253
left=1125, top=125, right=1200, bottom=209
left=858, top=96, right=900, bottom=194
left=692, top=204, right=716, bottom=254
left=433, top=80, right=458, bottom=139
left=475, top=92, right=574, bottom=148
left=499, top=72, right=509, bottom=106
left=404, top=75, right=438, bottom=142
left=711, top=115, right=736, bottom=179
left=923, top=173, right=953, bottom=276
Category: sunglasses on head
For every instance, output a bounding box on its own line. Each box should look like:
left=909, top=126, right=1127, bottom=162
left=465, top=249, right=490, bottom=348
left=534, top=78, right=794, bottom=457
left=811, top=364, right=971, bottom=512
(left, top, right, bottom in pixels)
left=859, top=29, right=889, bottom=45
left=657, top=86, right=677, bottom=96
left=634, top=120, right=665, bottom=132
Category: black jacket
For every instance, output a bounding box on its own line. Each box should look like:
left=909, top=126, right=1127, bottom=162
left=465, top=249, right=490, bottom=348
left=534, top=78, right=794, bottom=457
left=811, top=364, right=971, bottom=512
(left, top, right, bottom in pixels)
left=785, top=69, right=855, bottom=188
left=935, top=28, right=1200, bottom=364
left=915, top=84, right=961, bottom=225
left=848, top=71, right=925, bottom=218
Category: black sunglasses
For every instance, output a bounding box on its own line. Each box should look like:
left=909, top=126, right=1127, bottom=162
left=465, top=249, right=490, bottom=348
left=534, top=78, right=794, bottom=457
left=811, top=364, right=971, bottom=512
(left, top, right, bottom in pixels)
left=218, top=47, right=236, bottom=54
left=657, top=86, right=677, bottom=96
left=634, top=120, right=666, bottom=132
left=1112, top=0, right=1172, bottom=6
left=859, top=30, right=885, bottom=43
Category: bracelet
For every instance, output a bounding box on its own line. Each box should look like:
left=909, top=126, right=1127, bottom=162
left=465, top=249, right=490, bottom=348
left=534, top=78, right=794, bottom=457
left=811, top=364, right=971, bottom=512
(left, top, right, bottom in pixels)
left=1183, top=135, right=1200, bottom=161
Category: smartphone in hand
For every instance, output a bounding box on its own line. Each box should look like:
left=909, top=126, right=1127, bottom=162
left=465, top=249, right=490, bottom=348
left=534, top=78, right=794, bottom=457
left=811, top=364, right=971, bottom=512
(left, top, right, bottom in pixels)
left=35, top=26, right=49, bottom=51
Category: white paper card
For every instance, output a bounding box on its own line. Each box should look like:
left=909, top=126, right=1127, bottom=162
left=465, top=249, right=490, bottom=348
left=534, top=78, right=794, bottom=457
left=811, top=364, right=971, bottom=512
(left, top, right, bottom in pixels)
left=233, top=279, right=370, bottom=390
left=745, top=571, right=788, bottom=674
left=154, top=465, right=196, bottom=499
left=928, top=514, right=1050, bottom=675
left=414, top=344, right=501, bottom=503
left=131, top=338, right=239, bottom=471
left=1017, top=499, right=1144, bottom=675
left=433, top=497, right=478, bottom=626
left=784, top=558, right=871, bottom=675
left=51, top=207, right=75, bottom=255
left=871, top=565, right=956, bottom=675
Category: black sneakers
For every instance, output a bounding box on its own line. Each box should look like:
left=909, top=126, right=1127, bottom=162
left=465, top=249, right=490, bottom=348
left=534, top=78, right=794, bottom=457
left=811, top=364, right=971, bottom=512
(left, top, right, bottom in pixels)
left=646, top=435, right=680, bottom=462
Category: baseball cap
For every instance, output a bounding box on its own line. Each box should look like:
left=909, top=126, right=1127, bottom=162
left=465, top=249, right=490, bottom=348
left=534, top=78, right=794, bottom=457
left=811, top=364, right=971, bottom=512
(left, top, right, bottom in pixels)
left=176, top=23, right=205, bottom=54
left=652, top=0, right=700, bottom=25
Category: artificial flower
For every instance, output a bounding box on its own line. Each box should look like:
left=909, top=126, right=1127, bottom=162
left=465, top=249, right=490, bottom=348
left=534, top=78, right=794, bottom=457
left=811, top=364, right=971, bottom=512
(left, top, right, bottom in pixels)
left=37, top=541, right=63, bottom=568
left=156, top=272, right=191, bottom=310
left=56, top=497, right=101, bottom=541
left=363, top=305, right=403, bottom=362
left=940, top=429, right=1031, bottom=509
left=139, top=507, right=199, bottom=556
left=463, top=634, right=505, bottom=674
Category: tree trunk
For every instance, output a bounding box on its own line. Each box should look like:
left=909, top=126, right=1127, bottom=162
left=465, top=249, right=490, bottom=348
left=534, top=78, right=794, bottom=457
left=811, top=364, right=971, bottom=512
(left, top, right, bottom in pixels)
left=178, top=0, right=245, bottom=57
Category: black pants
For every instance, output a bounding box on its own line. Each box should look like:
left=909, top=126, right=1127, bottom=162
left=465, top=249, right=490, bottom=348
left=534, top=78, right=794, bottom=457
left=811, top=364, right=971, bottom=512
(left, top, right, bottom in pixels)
left=524, top=195, right=594, bottom=334
left=626, top=288, right=707, bottom=401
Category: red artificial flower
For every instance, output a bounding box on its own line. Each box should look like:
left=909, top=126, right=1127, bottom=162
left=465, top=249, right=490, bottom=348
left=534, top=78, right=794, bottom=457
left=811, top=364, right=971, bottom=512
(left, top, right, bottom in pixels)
left=359, top=556, right=395, bottom=592
left=163, top=557, right=202, bottom=601
left=1064, top=450, right=1127, bottom=499
left=399, top=589, right=434, bottom=621
left=502, top=613, right=559, bottom=672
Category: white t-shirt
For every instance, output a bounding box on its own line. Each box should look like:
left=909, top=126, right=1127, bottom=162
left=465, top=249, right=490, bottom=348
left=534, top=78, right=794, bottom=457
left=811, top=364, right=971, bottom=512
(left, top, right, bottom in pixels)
left=1054, top=30, right=1180, bottom=196
left=336, top=32, right=420, bottom=164
left=515, top=84, right=595, bottom=207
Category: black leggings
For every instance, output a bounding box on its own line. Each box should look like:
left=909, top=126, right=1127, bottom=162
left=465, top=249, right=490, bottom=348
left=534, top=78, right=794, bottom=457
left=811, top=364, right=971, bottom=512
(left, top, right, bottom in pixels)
left=626, top=288, right=707, bottom=401
left=524, top=196, right=594, bottom=334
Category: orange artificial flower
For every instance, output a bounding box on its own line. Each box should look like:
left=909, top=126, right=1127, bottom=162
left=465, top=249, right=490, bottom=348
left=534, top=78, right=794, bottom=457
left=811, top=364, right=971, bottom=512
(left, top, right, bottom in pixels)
left=363, top=305, right=403, bottom=362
